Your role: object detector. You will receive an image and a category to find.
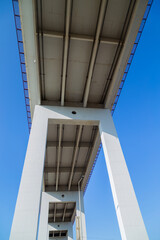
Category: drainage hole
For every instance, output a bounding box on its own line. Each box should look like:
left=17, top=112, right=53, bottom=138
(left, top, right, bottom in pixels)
left=72, top=111, right=77, bottom=115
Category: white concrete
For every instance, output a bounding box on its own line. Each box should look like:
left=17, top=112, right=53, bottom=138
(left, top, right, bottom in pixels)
left=10, top=107, right=48, bottom=240
left=10, top=105, right=148, bottom=239
left=76, top=191, right=87, bottom=240
left=19, top=0, right=41, bottom=118
left=99, top=111, right=149, bottom=240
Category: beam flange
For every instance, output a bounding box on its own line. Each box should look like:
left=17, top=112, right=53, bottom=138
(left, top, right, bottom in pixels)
left=61, top=0, right=72, bottom=106
left=54, top=203, right=56, bottom=223
left=44, top=167, right=85, bottom=173
left=42, top=100, right=104, bottom=109
left=47, top=141, right=92, bottom=148
left=103, top=0, right=148, bottom=109
left=83, top=0, right=108, bottom=107
left=56, top=124, right=63, bottom=191
left=68, top=125, right=82, bottom=190
left=49, top=217, right=71, bottom=223
left=45, top=185, right=78, bottom=192
left=49, top=208, right=72, bottom=215
left=81, top=128, right=100, bottom=191
left=62, top=203, right=67, bottom=222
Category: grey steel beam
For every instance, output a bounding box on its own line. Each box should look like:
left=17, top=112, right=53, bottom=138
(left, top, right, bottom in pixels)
left=83, top=0, right=108, bottom=107
left=44, top=167, right=85, bottom=173
left=45, top=185, right=78, bottom=192
left=49, top=208, right=72, bottom=215
left=47, top=141, right=92, bottom=148
left=54, top=203, right=56, bottom=223
left=61, top=0, right=72, bottom=106
left=41, top=100, right=104, bottom=109
left=43, top=174, right=45, bottom=192
left=62, top=203, right=67, bottom=222
left=68, top=125, right=83, bottom=190
left=41, top=30, right=120, bottom=45
left=81, top=128, right=100, bottom=191
left=103, top=0, right=148, bottom=109
left=56, top=124, right=63, bottom=191
left=101, top=37, right=121, bottom=45
left=71, top=205, right=76, bottom=223
left=49, top=217, right=71, bottom=223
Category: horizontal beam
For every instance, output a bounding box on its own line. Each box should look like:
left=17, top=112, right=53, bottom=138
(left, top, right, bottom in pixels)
left=48, top=217, right=71, bottom=223
left=41, top=100, right=104, bottom=109
left=47, top=141, right=92, bottom=148
left=49, top=208, right=73, bottom=215
left=40, top=30, right=121, bottom=45
left=45, top=185, right=78, bottom=192
left=44, top=166, right=86, bottom=173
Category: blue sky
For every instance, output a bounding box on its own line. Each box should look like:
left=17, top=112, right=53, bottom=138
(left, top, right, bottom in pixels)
left=0, top=0, right=160, bottom=239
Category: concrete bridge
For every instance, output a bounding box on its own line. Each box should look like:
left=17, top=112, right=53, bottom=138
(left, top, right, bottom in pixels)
left=10, top=0, right=152, bottom=239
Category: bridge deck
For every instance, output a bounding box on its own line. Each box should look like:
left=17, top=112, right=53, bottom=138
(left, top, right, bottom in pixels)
left=17, top=0, right=148, bottom=118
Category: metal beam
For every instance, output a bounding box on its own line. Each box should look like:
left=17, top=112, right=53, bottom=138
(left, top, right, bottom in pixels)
left=43, top=174, right=45, bottom=192
left=81, top=128, right=100, bottom=191
left=40, top=30, right=120, bottom=45
left=54, top=203, right=56, bottom=223
left=62, top=203, right=67, bottom=222
left=71, top=205, right=76, bottom=223
left=83, top=0, right=108, bottom=107
left=103, top=0, right=147, bottom=109
left=42, top=100, right=104, bottom=109
left=44, top=166, right=85, bottom=173
left=45, top=185, right=78, bottom=192
left=68, top=125, right=82, bottom=190
left=49, top=208, right=72, bottom=215
left=56, top=124, right=63, bottom=191
left=49, top=217, right=71, bottom=223
left=47, top=141, right=92, bottom=148
left=61, top=0, right=72, bottom=106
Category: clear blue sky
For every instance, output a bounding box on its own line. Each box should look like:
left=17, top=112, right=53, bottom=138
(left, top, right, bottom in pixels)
left=0, top=0, right=160, bottom=239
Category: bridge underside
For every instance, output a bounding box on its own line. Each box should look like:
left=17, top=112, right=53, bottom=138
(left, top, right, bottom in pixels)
left=18, top=0, right=148, bottom=117
left=44, top=122, right=100, bottom=192
left=36, top=0, right=134, bottom=107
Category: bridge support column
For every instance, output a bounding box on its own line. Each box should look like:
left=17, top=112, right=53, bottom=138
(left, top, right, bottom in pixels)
left=10, top=106, right=48, bottom=240
left=99, top=111, right=149, bottom=240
